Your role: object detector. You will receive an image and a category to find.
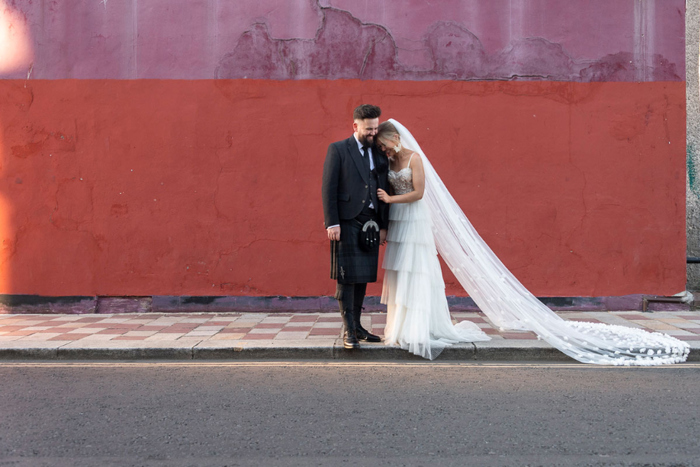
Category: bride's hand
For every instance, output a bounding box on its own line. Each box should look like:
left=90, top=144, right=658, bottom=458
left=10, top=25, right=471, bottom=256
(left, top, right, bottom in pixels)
left=377, top=188, right=392, bottom=204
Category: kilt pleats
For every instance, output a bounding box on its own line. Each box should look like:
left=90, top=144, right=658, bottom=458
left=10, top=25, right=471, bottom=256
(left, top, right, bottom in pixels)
left=330, top=218, right=379, bottom=284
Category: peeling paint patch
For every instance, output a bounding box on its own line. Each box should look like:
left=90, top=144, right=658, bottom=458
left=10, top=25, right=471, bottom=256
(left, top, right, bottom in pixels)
left=425, top=22, right=486, bottom=79
left=216, top=9, right=398, bottom=80
left=10, top=130, right=75, bottom=159
left=580, top=52, right=681, bottom=82
left=217, top=6, right=682, bottom=82
left=1, top=0, right=685, bottom=80
left=490, top=37, right=575, bottom=80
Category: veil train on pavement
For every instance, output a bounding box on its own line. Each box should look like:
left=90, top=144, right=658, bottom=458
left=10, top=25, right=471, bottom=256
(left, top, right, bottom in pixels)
left=388, top=118, right=689, bottom=365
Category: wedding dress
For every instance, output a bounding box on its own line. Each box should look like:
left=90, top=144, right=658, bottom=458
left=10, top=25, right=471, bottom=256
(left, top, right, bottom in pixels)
left=381, top=153, right=491, bottom=360
left=381, top=119, right=689, bottom=365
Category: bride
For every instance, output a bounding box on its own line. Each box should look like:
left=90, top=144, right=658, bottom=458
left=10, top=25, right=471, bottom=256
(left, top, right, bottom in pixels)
left=375, top=119, right=689, bottom=365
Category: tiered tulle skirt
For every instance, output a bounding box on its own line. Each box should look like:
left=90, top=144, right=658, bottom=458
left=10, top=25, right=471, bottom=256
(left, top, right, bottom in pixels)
left=381, top=199, right=490, bottom=360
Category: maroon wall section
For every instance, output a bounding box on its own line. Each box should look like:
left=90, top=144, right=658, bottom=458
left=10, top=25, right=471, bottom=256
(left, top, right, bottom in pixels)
left=0, top=80, right=686, bottom=297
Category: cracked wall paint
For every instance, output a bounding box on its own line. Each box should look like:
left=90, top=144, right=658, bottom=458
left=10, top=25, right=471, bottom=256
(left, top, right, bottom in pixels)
left=217, top=13, right=681, bottom=81
left=0, top=0, right=685, bottom=81
left=323, top=0, right=685, bottom=75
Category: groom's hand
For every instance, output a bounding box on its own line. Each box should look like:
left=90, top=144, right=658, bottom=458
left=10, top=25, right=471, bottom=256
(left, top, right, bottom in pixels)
left=327, top=226, right=341, bottom=241
left=380, top=229, right=387, bottom=245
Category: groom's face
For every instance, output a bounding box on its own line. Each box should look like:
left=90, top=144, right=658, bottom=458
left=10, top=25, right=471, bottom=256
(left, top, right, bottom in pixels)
left=353, top=118, right=379, bottom=147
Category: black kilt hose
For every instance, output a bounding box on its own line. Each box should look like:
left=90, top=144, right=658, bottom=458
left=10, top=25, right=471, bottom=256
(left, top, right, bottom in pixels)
left=330, top=207, right=380, bottom=284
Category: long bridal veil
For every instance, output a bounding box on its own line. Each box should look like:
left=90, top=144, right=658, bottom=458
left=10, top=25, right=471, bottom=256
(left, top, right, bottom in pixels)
left=388, top=119, right=689, bottom=365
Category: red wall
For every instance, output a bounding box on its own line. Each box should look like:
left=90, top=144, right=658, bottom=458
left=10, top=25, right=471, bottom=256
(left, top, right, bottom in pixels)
left=0, top=79, right=686, bottom=297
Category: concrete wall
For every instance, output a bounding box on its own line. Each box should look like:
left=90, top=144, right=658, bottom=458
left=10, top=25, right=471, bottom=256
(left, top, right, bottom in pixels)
left=687, top=0, right=700, bottom=292
left=0, top=0, right=688, bottom=301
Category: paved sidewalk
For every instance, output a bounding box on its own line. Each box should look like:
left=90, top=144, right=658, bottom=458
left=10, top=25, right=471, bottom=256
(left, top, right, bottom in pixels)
left=0, top=311, right=698, bottom=361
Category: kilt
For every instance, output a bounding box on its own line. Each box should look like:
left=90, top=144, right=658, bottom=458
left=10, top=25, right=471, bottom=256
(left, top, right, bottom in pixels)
left=330, top=217, right=379, bottom=284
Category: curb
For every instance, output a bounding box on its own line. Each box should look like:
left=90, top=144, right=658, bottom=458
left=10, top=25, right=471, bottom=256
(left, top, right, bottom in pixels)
left=1, top=345, right=696, bottom=362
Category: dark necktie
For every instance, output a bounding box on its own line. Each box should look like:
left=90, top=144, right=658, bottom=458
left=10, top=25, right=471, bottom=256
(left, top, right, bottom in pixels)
left=361, top=145, right=371, bottom=175
left=362, top=146, right=376, bottom=209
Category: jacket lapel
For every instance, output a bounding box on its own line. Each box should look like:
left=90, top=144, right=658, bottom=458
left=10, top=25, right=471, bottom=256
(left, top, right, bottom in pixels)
left=346, top=137, right=369, bottom=184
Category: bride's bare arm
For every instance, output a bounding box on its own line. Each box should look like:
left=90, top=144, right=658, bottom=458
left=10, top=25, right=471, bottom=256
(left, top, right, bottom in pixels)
left=377, top=154, right=425, bottom=204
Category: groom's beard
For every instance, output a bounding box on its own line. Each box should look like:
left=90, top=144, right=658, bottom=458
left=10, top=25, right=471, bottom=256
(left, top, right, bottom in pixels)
left=358, top=134, right=374, bottom=147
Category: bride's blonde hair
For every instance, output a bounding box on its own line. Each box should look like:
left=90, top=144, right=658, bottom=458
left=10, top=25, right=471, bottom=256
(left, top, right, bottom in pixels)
left=376, top=121, right=400, bottom=147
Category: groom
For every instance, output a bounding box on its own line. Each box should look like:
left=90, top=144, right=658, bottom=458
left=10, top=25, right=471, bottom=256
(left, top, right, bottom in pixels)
left=322, top=104, right=390, bottom=349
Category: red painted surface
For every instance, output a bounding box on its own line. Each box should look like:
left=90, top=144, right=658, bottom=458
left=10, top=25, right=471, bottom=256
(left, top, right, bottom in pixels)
left=0, top=80, right=686, bottom=297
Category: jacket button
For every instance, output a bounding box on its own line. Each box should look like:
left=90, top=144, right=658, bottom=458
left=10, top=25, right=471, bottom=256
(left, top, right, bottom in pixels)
left=362, top=200, right=365, bottom=203
left=365, top=185, right=368, bottom=189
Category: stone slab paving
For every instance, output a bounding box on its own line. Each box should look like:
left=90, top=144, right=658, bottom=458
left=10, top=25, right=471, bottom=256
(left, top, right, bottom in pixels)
left=0, top=311, right=697, bottom=361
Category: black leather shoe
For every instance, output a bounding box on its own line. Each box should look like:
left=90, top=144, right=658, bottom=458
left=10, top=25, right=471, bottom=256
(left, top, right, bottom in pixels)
left=341, top=308, right=360, bottom=349
left=355, top=324, right=381, bottom=342
left=343, top=330, right=360, bottom=349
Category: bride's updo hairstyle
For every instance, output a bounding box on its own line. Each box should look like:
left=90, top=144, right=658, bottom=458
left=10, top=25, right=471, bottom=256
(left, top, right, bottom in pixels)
left=376, top=121, right=400, bottom=149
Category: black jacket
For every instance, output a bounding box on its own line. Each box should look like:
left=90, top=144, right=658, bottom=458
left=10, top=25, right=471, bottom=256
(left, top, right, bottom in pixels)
left=322, top=136, right=390, bottom=229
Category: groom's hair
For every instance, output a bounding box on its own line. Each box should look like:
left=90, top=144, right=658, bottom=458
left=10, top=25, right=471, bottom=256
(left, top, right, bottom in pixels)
left=353, top=104, right=381, bottom=121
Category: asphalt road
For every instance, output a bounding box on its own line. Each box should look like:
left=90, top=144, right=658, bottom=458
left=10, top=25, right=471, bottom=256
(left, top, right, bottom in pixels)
left=0, top=361, right=698, bottom=467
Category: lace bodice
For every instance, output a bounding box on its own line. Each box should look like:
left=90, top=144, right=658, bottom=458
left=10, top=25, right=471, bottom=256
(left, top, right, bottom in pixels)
left=388, top=168, right=414, bottom=195
left=388, top=154, right=416, bottom=195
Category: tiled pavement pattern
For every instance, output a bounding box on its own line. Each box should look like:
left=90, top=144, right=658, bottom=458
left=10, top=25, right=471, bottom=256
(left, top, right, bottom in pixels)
left=1, top=311, right=699, bottom=349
